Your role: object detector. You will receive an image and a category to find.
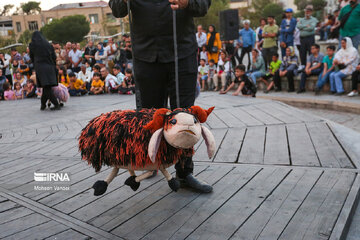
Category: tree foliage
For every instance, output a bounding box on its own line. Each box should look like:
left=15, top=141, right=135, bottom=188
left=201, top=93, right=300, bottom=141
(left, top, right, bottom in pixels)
left=263, top=3, right=284, bottom=25
left=20, top=1, right=41, bottom=15
left=18, top=30, right=32, bottom=45
left=194, top=0, right=229, bottom=31
left=0, top=4, right=14, bottom=16
left=41, top=15, right=90, bottom=44
left=294, top=0, right=327, bottom=21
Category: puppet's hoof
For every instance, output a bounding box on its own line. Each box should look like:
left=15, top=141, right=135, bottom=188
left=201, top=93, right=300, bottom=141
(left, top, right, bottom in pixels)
left=92, top=180, right=108, bottom=196
left=168, top=178, right=180, bottom=192
left=125, top=176, right=140, bottom=191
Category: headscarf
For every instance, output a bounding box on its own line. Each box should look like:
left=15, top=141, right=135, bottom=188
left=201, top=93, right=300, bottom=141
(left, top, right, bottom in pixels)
left=335, top=37, right=358, bottom=60
left=98, top=44, right=105, bottom=56
left=29, top=31, right=53, bottom=58
left=288, top=46, right=295, bottom=56
left=207, top=25, right=217, bottom=51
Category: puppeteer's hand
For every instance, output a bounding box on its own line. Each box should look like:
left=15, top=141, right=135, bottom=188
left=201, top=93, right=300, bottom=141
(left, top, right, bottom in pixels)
left=169, top=0, right=189, bottom=10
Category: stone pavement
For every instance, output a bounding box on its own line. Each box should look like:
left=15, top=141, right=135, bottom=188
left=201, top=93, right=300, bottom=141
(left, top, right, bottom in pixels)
left=0, top=92, right=360, bottom=240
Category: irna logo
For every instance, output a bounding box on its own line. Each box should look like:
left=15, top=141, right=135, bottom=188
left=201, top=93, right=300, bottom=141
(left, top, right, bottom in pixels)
left=34, top=172, right=70, bottom=182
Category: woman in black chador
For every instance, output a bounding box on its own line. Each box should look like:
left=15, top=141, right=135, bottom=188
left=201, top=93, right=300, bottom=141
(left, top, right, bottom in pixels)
left=29, top=31, right=60, bottom=110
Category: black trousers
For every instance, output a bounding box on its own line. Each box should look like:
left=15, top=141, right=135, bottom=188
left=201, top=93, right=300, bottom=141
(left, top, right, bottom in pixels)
left=352, top=70, right=360, bottom=91
left=273, top=70, right=295, bottom=91
left=262, top=47, right=278, bottom=70
left=133, top=52, right=197, bottom=178
left=237, top=46, right=252, bottom=70
left=41, top=86, right=58, bottom=107
left=300, top=35, right=315, bottom=66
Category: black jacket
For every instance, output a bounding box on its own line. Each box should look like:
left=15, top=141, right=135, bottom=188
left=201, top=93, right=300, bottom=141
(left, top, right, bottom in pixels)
left=109, top=0, right=211, bottom=63
left=29, top=31, right=58, bottom=88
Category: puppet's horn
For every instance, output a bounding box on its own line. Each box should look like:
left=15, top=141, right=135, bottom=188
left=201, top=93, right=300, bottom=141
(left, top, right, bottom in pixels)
left=144, top=108, right=171, bottom=131
left=190, top=106, right=215, bottom=123
left=201, top=125, right=216, bottom=159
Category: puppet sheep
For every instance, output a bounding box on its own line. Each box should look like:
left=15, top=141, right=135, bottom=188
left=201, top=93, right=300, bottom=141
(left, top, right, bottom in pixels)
left=79, top=106, right=215, bottom=196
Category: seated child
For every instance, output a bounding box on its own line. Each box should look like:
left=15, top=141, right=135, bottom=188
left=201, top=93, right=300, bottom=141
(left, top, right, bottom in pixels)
left=198, top=59, right=208, bottom=91
left=119, top=68, right=135, bottom=94
left=3, top=82, right=15, bottom=100
left=14, top=82, right=24, bottom=100
left=68, top=72, right=87, bottom=96
left=90, top=72, right=104, bottom=95
left=220, top=64, right=257, bottom=97
left=24, top=79, right=37, bottom=98
left=261, top=53, right=282, bottom=93
left=207, top=59, right=217, bottom=90
left=19, top=59, right=30, bottom=80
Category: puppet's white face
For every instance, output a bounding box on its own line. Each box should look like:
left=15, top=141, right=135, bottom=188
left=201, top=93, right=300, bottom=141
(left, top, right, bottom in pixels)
left=163, top=112, right=202, bottom=149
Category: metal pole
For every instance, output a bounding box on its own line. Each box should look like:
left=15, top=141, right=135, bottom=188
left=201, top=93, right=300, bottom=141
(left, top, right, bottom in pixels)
left=172, top=10, right=180, bottom=109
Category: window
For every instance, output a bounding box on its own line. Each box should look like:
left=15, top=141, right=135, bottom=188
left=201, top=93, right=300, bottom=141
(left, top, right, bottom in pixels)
left=28, top=21, right=38, bottom=31
left=106, top=13, right=116, bottom=23
left=16, top=22, right=21, bottom=32
left=46, top=17, right=53, bottom=23
left=89, top=14, right=99, bottom=24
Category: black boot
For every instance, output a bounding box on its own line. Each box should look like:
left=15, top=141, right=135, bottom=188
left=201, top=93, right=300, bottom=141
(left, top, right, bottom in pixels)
left=92, top=180, right=108, bottom=196
left=50, top=105, right=61, bottom=110
left=125, top=175, right=140, bottom=191
left=178, top=174, right=213, bottom=193
left=168, top=178, right=180, bottom=192
left=40, top=104, right=46, bottom=111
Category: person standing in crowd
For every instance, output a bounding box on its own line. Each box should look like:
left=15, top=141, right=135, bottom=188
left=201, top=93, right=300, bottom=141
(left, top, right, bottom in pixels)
left=330, top=37, right=359, bottom=95
left=273, top=46, right=299, bottom=92
left=237, top=20, right=255, bottom=70
left=109, top=0, right=213, bottom=193
left=206, top=25, right=222, bottom=65
left=84, top=41, right=97, bottom=67
left=297, top=5, right=318, bottom=66
left=315, top=46, right=336, bottom=94
left=68, top=42, right=83, bottom=73
left=298, top=44, right=324, bottom=93
left=338, top=0, right=360, bottom=50
left=196, top=25, right=207, bottom=63
left=262, top=16, right=279, bottom=69
left=255, top=18, right=267, bottom=50
left=29, top=31, right=60, bottom=110
left=280, top=8, right=297, bottom=57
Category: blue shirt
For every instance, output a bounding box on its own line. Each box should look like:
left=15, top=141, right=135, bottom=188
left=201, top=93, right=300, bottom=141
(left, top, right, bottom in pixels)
left=239, top=28, right=255, bottom=48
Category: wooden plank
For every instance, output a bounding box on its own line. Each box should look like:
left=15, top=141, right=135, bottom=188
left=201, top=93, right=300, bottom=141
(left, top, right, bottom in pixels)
left=286, top=123, right=320, bottom=166
left=185, top=167, right=290, bottom=240
left=194, top=128, right=227, bottom=162
left=110, top=165, right=233, bottom=239
left=306, top=122, right=353, bottom=168
left=230, top=168, right=318, bottom=239
left=44, top=229, right=89, bottom=240
left=0, top=213, right=50, bottom=239
left=0, top=200, right=19, bottom=212
left=238, top=126, right=265, bottom=164
left=143, top=166, right=261, bottom=240
left=214, top=109, right=246, bottom=128
left=241, top=105, right=283, bottom=125
left=88, top=166, right=207, bottom=229
left=206, top=112, right=228, bottom=129
left=0, top=206, right=34, bottom=225
left=230, top=107, right=264, bottom=126
left=46, top=139, right=77, bottom=156
left=214, top=128, right=245, bottom=163
left=278, top=171, right=353, bottom=240
left=276, top=102, right=319, bottom=122
left=2, top=220, right=69, bottom=240
left=256, top=102, right=302, bottom=124
left=264, top=125, right=290, bottom=165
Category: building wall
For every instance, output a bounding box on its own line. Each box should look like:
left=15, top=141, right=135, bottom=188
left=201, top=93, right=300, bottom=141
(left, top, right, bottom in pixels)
left=12, top=6, right=122, bottom=39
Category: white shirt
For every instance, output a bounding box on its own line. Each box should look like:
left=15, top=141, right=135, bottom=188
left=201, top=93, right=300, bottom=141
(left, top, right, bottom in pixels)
left=77, top=70, right=91, bottom=83
left=68, top=49, right=82, bottom=67
left=217, top=59, right=231, bottom=73
left=200, top=51, right=208, bottom=64
left=105, top=74, right=118, bottom=88
left=196, top=32, right=207, bottom=48
left=105, top=44, right=117, bottom=60
left=198, top=65, right=209, bottom=76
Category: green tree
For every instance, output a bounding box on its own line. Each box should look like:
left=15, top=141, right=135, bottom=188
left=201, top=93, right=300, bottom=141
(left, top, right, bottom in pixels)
left=20, top=1, right=41, bottom=15
left=0, top=4, right=14, bottom=16
left=18, top=29, right=32, bottom=45
left=41, top=15, right=90, bottom=44
left=239, top=0, right=281, bottom=28
left=194, top=0, right=229, bottom=31
left=263, top=3, right=284, bottom=25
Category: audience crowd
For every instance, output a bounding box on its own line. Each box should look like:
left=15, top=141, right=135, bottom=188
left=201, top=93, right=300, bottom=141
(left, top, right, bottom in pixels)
left=1, top=0, right=360, bottom=103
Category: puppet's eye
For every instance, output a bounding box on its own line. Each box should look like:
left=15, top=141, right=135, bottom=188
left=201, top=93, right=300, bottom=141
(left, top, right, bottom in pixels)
left=170, top=119, right=177, bottom=125
left=194, top=117, right=198, bottom=124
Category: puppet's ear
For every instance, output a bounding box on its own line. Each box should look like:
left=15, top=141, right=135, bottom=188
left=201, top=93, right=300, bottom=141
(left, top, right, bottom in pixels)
left=148, top=128, right=164, bottom=163
left=201, top=125, right=216, bottom=159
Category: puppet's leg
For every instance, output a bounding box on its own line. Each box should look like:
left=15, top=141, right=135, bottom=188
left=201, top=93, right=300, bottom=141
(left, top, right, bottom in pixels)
left=92, top=167, right=119, bottom=196
left=160, top=166, right=180, bottom=192
left=125, top=170, right=154, bottom=191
